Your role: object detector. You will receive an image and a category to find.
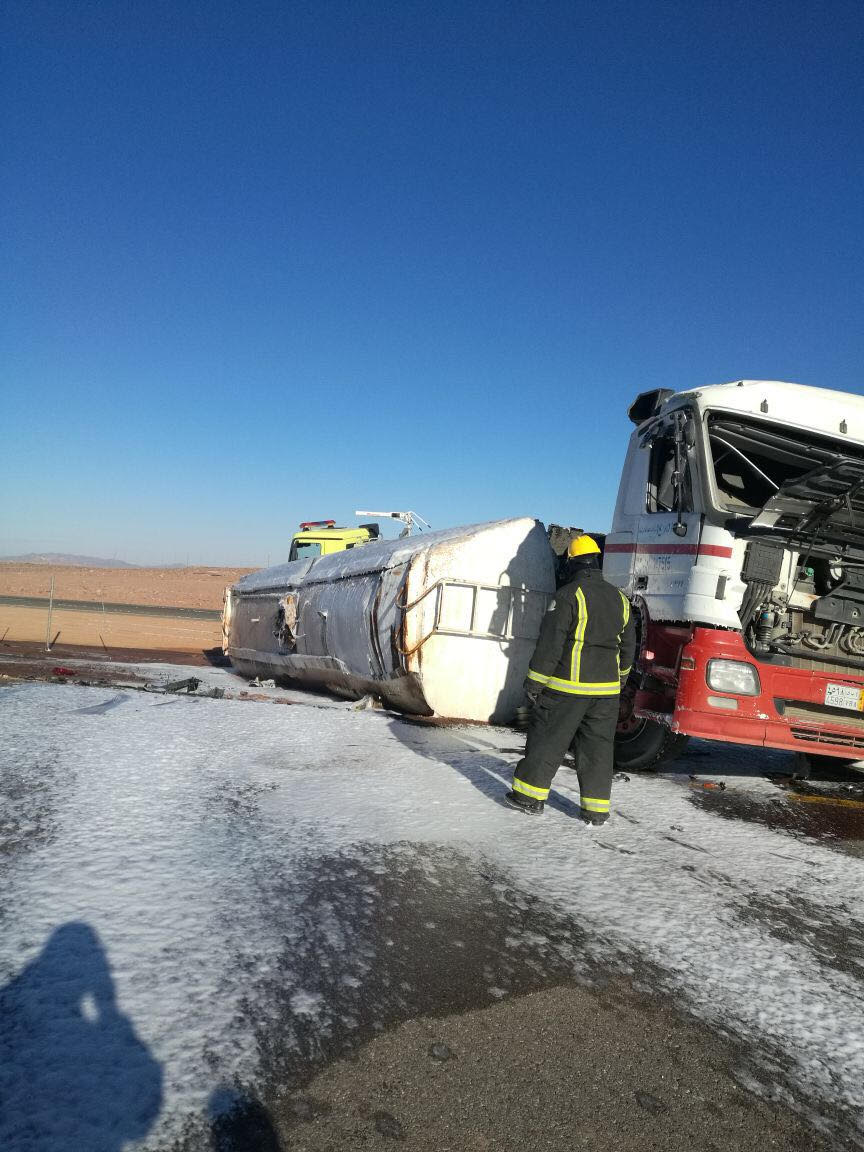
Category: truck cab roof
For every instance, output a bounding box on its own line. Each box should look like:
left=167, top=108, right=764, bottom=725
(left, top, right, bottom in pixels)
left=634, top=380, right=864, bottom=445
left=294, top=526, right=375, bottom=540
left=288, top=521, right=381, bottom=563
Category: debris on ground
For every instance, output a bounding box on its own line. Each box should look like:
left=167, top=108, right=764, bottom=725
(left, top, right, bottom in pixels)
left=353, top=694, right=384, bottom=710
left=688, top=777, right=726, bottom=791
left=163, top=676, right=202, bottom=694
left=249, top=677, right=276, bottom=688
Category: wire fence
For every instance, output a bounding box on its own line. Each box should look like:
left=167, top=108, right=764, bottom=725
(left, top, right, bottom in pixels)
left=0, top=599, right=224, bottom=655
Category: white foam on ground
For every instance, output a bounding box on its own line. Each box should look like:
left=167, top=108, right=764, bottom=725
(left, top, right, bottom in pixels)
left=2, top=681, right=864, bottom=1148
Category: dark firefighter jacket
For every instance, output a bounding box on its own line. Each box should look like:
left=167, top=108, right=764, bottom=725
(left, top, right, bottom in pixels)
left=526, top=568, right=636, bottom=697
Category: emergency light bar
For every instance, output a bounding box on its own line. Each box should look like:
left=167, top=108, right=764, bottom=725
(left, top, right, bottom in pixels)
left=299, top=520, right=336, bottom=529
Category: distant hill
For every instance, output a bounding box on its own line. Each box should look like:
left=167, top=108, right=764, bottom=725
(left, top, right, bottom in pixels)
left=0, top=553, right=138, bottom=568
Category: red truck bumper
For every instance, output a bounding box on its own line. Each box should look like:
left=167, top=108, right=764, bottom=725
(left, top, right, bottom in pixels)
left=672, top=628, right=864, bottom=760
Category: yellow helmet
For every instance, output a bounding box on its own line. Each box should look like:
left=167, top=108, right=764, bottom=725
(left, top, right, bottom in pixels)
left=567, top=534, right=602, bottom=558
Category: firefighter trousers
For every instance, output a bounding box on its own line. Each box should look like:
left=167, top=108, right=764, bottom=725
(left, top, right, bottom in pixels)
left=512, top=690, right=619, bottom=818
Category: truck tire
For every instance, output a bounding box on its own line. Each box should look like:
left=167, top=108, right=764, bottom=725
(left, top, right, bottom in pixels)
left=614, top=718, right=689, bottom=771
left=799, top=752, right=864, bottom=777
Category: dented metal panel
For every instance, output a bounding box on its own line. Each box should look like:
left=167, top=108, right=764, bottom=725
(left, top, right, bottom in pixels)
left=224, top=518, right=555, bottom=722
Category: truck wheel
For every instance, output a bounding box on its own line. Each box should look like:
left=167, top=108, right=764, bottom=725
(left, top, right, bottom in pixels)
left=798, top=752, right=864, bottom=778
left=614, top=718, right=689, bottom=771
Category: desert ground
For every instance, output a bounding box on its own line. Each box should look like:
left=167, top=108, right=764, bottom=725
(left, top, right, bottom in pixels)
left=0, top=563, right=256, bottom=662
left=0, top=563, right=254, bottom=610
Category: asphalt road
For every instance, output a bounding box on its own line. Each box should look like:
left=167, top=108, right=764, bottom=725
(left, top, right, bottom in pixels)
left=176, top=842, right=848, bottom=1152
left=0, top=594, right=221, bottom=620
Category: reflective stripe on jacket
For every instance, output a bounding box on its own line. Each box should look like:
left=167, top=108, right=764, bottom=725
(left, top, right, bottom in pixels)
left=526, top=569, right=636, bottom=697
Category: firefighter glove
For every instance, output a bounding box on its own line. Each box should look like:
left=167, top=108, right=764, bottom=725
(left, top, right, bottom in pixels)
left=523, top=678, right=543, bottom=705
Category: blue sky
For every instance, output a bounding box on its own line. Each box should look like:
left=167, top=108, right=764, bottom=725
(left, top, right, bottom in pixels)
left=3, top=1, right=863, bottom=565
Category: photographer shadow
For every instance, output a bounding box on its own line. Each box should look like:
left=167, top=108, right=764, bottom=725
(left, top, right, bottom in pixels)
left=0, top=921, right=163, bottom=1152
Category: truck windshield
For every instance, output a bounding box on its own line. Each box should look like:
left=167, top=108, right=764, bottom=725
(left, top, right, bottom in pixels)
left=706, top=413, right=864, bottom=514
left=289, top=540, right=323, bottom=561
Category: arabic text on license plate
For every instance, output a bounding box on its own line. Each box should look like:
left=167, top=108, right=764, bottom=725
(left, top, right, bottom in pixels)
left=825, top=682, right=864, bottom=711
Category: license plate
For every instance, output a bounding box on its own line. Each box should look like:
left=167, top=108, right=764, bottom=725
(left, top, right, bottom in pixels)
left=825, top=682, right=864, bottom=711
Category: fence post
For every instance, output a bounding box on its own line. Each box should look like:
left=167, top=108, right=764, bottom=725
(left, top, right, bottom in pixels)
left=45, top=575, right=55, bottom=651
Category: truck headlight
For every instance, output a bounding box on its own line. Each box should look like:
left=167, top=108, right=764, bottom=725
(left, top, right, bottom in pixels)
left=706, top=659, right=761, bottom=696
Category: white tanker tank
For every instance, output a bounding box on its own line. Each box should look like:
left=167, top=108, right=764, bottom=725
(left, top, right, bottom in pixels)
left=222, top=518, right=555, bottom=723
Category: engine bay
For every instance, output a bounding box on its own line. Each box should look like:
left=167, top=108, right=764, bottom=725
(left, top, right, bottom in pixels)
left=739, top=539, right=864, bottom=671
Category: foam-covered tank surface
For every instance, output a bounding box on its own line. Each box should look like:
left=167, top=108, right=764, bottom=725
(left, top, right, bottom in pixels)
left=234, top=521, right=531, bottom=591
left=227, top=519, right=555, bottom=722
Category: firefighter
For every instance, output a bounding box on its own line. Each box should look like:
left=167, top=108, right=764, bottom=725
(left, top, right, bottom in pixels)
left=505, top=535, right=636, bottom=825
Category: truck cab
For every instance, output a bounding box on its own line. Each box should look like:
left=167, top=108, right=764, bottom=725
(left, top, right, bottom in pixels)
left=288, top=520, right=380, bottom=562
left=604, top=381, right=864, bottom=768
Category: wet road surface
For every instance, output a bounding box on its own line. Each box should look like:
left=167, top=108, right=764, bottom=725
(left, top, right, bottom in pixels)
left=687, top=771, right=864, bottom=858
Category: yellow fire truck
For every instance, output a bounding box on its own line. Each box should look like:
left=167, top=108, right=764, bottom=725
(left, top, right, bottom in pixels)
left=287, top=520, right=380, bottom=562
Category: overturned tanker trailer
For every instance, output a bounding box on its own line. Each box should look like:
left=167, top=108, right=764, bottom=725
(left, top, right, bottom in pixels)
left=222, top=518, right=555, bottom=723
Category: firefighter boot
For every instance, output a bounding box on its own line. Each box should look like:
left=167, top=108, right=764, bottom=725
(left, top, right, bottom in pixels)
left=505, top=790, right=545, bottom=815
left=579, top=810, right=608, bottom=827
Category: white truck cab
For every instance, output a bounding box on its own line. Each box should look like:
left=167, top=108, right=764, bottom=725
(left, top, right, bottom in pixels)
left=603, top=381, right=864, bottom=768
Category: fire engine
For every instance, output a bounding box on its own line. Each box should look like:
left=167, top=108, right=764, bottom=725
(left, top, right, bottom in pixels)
left=287, top=520, right=380, bottom=562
